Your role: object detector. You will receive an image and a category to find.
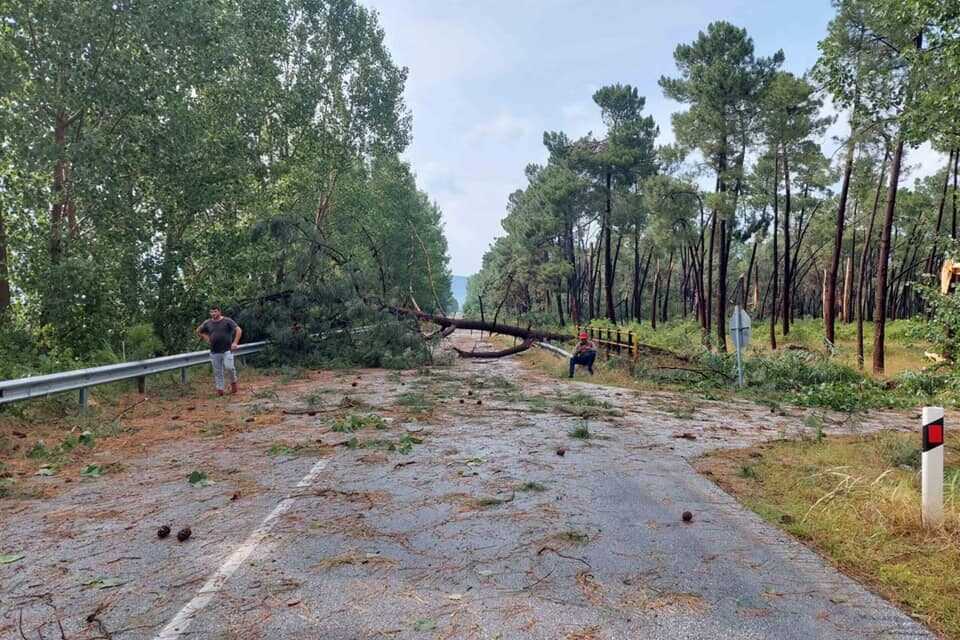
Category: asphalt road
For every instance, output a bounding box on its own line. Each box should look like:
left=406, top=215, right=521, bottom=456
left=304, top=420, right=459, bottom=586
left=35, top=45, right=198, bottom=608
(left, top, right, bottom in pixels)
left=0, top=332, right=935, bottom=639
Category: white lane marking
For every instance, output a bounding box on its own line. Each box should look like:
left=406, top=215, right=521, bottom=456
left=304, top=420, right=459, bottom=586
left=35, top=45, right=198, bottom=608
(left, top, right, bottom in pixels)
left=154, top=458, right=328, bottom=639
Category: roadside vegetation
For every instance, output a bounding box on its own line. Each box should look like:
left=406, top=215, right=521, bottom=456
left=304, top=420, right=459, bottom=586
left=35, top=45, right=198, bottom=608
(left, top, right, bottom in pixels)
left=698, top=433, right=960, bottom=639
left=502, top=317, right=960, bottom=414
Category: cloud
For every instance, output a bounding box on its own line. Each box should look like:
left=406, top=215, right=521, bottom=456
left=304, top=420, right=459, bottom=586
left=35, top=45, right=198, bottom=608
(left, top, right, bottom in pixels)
left=467, top=112, right=533, bottom=143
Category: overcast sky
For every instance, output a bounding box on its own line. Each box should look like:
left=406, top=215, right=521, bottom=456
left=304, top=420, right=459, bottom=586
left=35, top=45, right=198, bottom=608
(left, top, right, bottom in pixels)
left=365, top=0, right=946, bottom=276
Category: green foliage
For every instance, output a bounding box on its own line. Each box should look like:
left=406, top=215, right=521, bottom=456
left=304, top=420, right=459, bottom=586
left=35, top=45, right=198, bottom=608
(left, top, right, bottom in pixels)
left=0, top=0, right=452, bottom=375
left=124, top=324, right=164, bottom=361
left=568, top=421, right=592, bottom=440
left=331, top=414, right=386, bottom=433
left=875, top=433, right=921, bottom=470
left=187, top=470, right=213, bottom=487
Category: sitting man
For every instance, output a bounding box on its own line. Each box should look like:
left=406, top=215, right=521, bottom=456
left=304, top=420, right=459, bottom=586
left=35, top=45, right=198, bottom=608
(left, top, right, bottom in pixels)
left=569, top=331, right=597, bottom=378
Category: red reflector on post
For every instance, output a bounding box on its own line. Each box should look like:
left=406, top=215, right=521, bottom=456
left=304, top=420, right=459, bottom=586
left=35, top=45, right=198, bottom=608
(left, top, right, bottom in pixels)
left=929, top=423, right=944, bottom=447
left=924, top=416, right=945, bottom=452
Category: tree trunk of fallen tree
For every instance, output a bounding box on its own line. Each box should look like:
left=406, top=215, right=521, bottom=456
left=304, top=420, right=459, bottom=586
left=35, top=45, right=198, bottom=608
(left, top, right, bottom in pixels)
left=390, top=306, right=689, bottom=361
left=390, top=306, right=571, bottom=342
left=454, top=337, right=534, bottom=358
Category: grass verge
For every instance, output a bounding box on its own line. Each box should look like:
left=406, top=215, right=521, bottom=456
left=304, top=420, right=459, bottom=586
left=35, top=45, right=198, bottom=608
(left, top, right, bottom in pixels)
left=696, top=432, right=960, bottom=638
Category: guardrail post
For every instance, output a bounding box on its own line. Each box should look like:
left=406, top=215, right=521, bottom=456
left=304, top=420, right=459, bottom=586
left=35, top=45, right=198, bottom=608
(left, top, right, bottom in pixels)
left=180, top=367, right=188, bottom=385
left=79, top=387, right=88, bottom=411
left=628, top=332, right=635, bottom=357
left=922, top=407, right=945, bottom=528
left=136, top=375, right=146, bottom=395
left=616, top=329, right=622, bottom=354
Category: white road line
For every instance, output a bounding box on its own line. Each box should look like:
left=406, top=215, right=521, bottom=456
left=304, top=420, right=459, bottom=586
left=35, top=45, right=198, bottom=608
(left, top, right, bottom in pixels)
left=154, top=458, right=328, bottom=640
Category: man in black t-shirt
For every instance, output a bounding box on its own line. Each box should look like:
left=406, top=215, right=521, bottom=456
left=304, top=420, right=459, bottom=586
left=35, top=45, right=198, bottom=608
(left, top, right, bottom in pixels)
left=196, top=305, right=243, bottom=396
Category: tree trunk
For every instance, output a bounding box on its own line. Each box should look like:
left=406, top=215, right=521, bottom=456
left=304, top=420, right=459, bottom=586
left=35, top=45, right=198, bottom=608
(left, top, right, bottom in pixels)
left=706, top=207, right=716, bottom=336
left=50, top=112, right=70, bottom=265
left=770, top=151, right=779, bottom=350
left=662, top=248, right=675, bottom=323
left=842, top=256, right=853, bottom=324
left=926, top=149, right=954, bottom=275
left=717, top=217, right=729, bottom=352
left=565, top=215, right=579, bottom=323
left=637, top=245, right=654, bottom=323
left=826, top=132, right=857, bottom=344
left=857, top=146, right=889, bottom=368
left=0, top=202, right=9, bottom=314
left=604, top=171, right=616, bottom=323
left=651, top=258, right=660, bottom=330
left=781, top=144, right=792, bottom=336
left=954, top=148, right=959, bottom=240
left=872, top=136, right=905, bottom=376
left=632, top=225, right=641, bottom=321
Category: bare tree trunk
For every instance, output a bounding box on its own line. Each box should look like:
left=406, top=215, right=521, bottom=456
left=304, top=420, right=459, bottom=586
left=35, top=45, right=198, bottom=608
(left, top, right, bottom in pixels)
left=781, top=144, right=792, bottom=336
left=954, top=149, right=959, bottom=240
left=826, top=133, right=857, bottom=344
left=842, top=256, right=853, bottom=324
left=873, top=135, right=905, bottom=375
left=662, top=248, right=675, bottom=323
left=637, top=245, right=654, bottom=323
left=604, top=171, right=616, bottom=323
left=717, top=217, right=728, bottom=352
left=651, top=258, right=660, bottom=330
left=926, top=149, right=954, bottom=275
left=706, top=207, right=716, bottom=336
left=770, top=151, right=779, bottom=351
left=50, top=113, right=70, bottom=265
left=857, top=146, right=889, bottom=368
left=0, top=202, right=9, bottom=313
left=632, top=225, right=641, bottom=321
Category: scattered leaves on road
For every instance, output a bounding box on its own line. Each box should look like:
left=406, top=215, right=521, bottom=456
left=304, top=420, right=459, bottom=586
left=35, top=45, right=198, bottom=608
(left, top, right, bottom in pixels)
left=188, top=470, right=213, bottom=487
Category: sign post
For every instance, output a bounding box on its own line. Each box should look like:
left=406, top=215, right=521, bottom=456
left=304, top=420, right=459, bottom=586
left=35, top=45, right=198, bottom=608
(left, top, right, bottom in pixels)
left=729, top=306, right=751, bottom=388
left=922, top=407, right=945, bottom=528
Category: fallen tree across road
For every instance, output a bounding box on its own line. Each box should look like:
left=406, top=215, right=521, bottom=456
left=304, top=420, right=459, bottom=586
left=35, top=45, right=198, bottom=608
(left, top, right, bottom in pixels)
left=389, top=306, right=689, bottom=361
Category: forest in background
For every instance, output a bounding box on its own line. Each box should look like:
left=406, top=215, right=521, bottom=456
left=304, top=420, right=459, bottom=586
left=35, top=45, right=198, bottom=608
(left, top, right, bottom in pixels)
left=464, top=0, right=960, bottom=376
left=0, top=0, right=454, bottom=378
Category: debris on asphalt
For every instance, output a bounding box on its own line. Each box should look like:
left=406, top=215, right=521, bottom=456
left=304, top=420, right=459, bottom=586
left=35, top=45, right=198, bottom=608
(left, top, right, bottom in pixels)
left=682, top=511, right=693, bottom=523
left=157, top=526, right=171, bottom=539
left=476, top=400, right=482, bottom=406
left=231, top=492, right=241, bottom=501
left=177, top=527, right=192, bottom=542
left=673, top=432, right=697, bottom=440
left=556, top=448, right=566, bottom=457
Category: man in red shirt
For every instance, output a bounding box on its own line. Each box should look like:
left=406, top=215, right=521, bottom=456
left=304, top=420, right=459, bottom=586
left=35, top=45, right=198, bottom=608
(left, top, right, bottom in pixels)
left=569, top=331, right=597, bottom=378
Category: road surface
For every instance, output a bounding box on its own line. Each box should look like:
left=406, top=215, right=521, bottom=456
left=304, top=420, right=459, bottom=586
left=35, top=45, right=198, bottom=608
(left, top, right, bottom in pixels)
left=0, top=332, right=934, bottom=639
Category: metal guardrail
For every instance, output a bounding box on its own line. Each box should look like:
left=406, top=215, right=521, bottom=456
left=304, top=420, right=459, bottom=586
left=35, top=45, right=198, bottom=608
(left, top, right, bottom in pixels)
left=0, top=341, right=267, bottom=407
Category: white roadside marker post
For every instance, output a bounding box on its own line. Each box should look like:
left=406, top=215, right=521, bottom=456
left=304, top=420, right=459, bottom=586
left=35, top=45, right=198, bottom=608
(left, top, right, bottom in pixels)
left=922, top=406, right=945, bottom=528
